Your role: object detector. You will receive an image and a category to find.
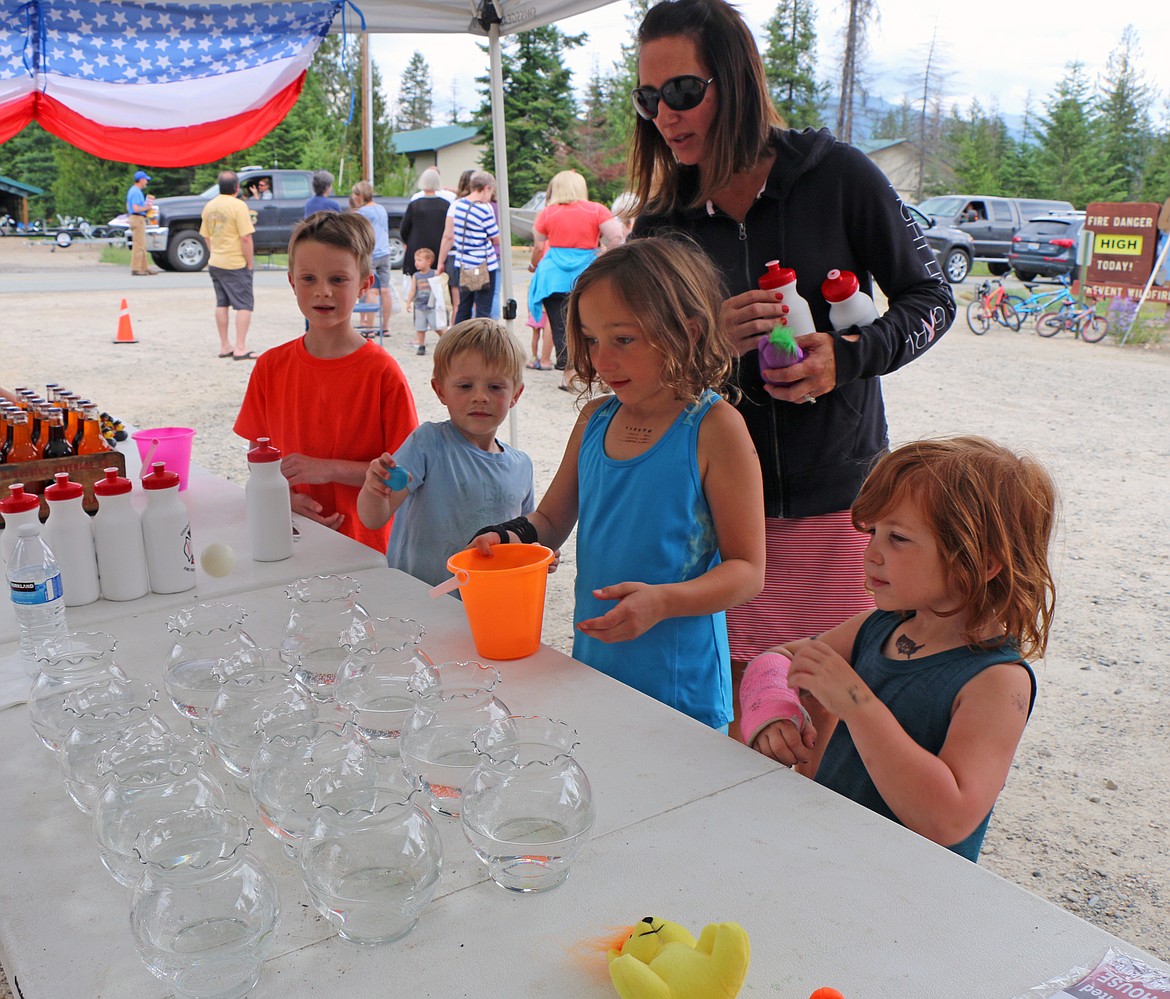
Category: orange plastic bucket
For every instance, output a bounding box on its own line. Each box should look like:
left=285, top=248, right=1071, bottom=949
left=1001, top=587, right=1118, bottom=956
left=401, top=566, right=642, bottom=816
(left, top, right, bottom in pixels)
left=446, top=544, right=554, bottom=660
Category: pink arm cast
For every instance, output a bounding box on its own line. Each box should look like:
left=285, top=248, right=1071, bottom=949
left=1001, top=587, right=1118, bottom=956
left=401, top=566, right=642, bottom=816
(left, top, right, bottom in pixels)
left=740, top=652, right=810, bottom=747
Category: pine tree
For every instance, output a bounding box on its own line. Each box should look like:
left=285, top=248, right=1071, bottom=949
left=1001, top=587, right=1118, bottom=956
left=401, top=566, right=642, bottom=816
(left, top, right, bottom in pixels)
left=1093, top=25, right=1154, bottom=200
left=762, top=0, right=825, bottom=129
left=471, top=25, right=584, bottom=204
left=572, top=62, right=627, bottom=204
left=1035, top=62, right=1101, bottom=207
left=397, top=51, right=434, bottom=132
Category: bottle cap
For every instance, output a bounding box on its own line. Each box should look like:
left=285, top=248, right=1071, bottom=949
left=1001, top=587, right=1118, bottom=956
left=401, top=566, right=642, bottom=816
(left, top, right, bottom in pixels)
left=142, top=461, right=181, bottom=490
left=44, top=472, right=84, bottom=502
left=1, top=484, right=41, bottom=514
left=758, top=260, right=797, bottom=291
left=821, top=268, right=860, bottom=303
left=247, top=437, right=283, bottom=464
left=93, top=467, right=133, bottom=497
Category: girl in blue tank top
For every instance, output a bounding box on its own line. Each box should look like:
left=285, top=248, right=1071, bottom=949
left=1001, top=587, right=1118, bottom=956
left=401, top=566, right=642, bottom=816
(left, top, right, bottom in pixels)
left=469, top=238, right=765, bottom=728
left=740, top=436, right=1058, bottom=861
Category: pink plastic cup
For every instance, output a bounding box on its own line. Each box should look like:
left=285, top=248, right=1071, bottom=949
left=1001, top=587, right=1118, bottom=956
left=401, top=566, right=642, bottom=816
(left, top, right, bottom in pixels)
left=131, top=427, right=196, bottom=490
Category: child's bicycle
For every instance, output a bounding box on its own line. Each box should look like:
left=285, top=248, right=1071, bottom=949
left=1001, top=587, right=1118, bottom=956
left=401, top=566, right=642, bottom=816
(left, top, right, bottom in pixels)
left=966, top=278, right=1020, bottom=335
left=1036, top=292, right=1109, bottom=343
left=1006, top=275, right=1076, bottom=329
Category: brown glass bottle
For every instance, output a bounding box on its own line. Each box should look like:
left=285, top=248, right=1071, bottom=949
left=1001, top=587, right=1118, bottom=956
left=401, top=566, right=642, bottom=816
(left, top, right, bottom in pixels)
left=77, top=403, right=111, bottom=455
left=6, top=411, right=40, bottom=463
left=43, top=410, right=74, bottom=459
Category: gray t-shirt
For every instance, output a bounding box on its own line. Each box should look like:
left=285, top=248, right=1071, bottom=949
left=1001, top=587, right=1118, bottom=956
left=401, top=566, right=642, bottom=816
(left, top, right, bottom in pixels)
left=385, top=420, right=535, bottom=586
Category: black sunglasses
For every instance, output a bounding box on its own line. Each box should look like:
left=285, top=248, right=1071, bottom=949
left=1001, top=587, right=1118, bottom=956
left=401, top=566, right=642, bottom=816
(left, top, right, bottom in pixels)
left=631, top=75, right=714, bottom=120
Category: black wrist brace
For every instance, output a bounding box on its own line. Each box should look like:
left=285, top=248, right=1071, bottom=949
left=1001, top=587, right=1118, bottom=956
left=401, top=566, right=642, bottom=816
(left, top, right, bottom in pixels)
left=469, top=516, right=537, bottom=545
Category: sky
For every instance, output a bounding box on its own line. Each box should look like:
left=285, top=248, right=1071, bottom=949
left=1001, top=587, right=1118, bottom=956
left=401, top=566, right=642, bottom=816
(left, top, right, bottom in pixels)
left=368, top=1, right=1170, bottom=129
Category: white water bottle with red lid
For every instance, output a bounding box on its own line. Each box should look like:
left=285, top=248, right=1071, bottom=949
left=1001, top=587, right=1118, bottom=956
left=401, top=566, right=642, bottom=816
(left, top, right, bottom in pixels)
left=141, top=461, right=195, bottom=594
left=1, top=484, right=42, bottom=566
left=757, top=261, right=814, bottom=385
left=43, top=472, right=100, bottom=606
left=822, top=268, right=880, bottom=331
left=246, top=437, right=293, bottom=563
left=92, top=467, right=149, bottom=601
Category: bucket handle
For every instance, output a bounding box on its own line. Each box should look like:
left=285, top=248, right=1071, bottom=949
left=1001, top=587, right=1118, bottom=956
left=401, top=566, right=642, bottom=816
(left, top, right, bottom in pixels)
left=429, top=568, right=470, bottom=599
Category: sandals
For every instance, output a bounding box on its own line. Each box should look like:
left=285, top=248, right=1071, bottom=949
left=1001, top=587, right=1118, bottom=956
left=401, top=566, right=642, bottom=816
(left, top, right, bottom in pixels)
left=526, top=359, right=550, bottom=370
left=232, top=351, right=257, bottom=361
left=217, top=351, right=234, bottom=358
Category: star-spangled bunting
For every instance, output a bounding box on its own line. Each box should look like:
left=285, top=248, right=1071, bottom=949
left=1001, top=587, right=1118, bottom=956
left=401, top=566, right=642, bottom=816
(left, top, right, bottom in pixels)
left=0, top=0, right=344, bottom=165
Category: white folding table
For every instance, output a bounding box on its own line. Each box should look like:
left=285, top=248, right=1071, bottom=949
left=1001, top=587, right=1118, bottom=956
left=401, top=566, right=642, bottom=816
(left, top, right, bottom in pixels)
left=1, top=566, right=1166, bottom=998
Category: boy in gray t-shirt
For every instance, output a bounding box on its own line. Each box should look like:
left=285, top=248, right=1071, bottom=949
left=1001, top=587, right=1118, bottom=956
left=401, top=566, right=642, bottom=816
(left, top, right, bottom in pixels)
left=405, top=247, right=447, bottom=356
left=357, top=318, right=535, bottom=587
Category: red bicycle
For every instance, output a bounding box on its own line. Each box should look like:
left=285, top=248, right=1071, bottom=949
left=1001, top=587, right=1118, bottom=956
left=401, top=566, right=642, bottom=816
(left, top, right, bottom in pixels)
left=966, top=278, right=1021, bottom=335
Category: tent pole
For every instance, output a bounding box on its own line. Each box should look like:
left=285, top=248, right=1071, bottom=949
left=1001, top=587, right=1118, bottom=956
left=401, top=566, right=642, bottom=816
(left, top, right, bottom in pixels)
left=361, top=31, right=374, bottom=184
left=488, top=20, right=518, bottom=446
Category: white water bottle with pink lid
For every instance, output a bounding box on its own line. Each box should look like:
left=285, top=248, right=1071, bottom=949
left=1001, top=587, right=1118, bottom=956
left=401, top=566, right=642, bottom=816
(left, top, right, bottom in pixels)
left=1, top=484, right=42, bottom=566
left=43, top=472, right=100, bottom=607
left=822, top=268, right=880, bottom=331
left=141, top=461, right=195, bottom=594
left=246, top=438, right=293, bottom=563
left=92, top=467, right=149, bottom=601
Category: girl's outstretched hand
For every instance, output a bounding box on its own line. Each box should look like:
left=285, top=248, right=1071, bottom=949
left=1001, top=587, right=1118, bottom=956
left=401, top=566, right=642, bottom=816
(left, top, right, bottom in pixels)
left=786, top=638, right=873, bottom=721
left=576, top=582, right=664, bottom=643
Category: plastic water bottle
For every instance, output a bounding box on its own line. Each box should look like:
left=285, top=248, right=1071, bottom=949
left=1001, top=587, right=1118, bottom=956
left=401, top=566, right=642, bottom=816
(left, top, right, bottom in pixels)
left=1, top=484, right=43, bottom=566
left=92, top=467, right=149, bottom=601
left=6, top=522, right=68, bottom=674
left=246, top=438, right=293, bottom=562
left=141, top=461, right=195, bottom=593
left=756, top=261, right=813, bottom=384
left=43, top=472, right=100, bottom=607
left=822, top=268, right=880, bottom=331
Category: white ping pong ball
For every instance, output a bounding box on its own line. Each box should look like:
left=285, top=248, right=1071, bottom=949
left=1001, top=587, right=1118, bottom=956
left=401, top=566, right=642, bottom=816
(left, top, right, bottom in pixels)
left=200, top=542, right=235, bottom=577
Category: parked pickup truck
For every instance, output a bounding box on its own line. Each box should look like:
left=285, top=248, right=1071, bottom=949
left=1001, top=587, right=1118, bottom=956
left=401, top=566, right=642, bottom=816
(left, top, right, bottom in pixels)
left=125, top=168, right=410, bottom=272
left=914, top=194, right=1075, bottom=276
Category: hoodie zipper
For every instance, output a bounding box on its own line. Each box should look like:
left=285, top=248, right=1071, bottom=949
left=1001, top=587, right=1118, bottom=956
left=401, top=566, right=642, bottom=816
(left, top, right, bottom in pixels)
left=730, top=207, right=786, bottom=518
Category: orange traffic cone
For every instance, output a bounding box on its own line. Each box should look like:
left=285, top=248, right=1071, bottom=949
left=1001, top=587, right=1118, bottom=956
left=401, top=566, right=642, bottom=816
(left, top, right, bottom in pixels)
left=114, top=297, right=139, bottom=344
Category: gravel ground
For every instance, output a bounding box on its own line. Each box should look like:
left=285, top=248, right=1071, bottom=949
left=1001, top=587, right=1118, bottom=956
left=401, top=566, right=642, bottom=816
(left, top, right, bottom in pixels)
left=2, top=238, right=1168, bottom=994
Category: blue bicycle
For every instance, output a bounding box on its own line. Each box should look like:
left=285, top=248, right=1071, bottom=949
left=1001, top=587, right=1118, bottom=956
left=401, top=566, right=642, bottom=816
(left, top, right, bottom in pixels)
left=1007, top=276, right=1076, bottom=329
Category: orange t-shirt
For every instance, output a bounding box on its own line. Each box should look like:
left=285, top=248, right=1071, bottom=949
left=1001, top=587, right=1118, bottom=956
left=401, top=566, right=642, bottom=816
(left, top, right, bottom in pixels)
left=533, top=201, right=614, bottom=248
left=234, top=337, right=418, bottom=552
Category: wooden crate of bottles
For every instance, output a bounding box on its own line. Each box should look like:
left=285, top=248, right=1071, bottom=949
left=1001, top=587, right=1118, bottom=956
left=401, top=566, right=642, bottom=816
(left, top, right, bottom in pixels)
left=0, top=450, right=128, bottom=523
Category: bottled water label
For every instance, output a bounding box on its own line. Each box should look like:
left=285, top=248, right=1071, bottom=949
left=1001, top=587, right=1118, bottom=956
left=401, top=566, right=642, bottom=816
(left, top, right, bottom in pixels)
left=10, top=575, right=64, bottom=605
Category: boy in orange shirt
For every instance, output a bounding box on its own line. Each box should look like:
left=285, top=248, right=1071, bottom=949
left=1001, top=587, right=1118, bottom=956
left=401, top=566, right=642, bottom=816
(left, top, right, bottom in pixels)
left=234, top=213, right=418, bottom=552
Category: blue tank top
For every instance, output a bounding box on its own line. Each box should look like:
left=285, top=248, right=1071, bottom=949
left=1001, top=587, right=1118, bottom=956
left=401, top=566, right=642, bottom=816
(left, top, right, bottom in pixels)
left=572, top=391, right=731, bottom=728
left=815, top=609, right=1037, bottom=861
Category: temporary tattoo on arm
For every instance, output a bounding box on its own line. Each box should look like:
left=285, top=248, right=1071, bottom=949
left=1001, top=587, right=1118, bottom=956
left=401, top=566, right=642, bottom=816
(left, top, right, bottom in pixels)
left=895, top=633, right=925, bottom=658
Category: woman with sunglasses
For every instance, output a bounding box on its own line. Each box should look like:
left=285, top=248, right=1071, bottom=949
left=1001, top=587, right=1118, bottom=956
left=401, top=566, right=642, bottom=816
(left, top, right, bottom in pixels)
left=629, top=0, right=956, bottom=743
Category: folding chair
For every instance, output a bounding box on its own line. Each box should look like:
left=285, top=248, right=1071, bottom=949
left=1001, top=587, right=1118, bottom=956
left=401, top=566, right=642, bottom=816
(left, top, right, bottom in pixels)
left=353, top=272, right=386, bottom=346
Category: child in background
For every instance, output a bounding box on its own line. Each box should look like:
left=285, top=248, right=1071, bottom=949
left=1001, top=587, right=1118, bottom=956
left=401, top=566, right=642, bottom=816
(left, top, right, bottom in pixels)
left=358, top=318, right=534, bottom=587
left=470, top=238, right=765, bottom=729
left=234, top=212, right=418, bottom=553
left=742, top=436, right=1057, bottom=861
left=405, top=247, right=445, bottom=356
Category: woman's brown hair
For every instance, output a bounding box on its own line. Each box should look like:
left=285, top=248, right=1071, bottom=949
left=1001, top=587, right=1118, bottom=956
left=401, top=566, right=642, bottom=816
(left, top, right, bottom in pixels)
left=564, top=236, right=737, bottom=405
left=630, top=0, right=782, bottom=215
left=851, top=436, right=1058, bottom=661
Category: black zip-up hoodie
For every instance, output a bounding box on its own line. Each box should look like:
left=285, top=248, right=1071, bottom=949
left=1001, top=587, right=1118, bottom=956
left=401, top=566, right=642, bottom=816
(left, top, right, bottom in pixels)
left=634, top=127, right=956, bottom=518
